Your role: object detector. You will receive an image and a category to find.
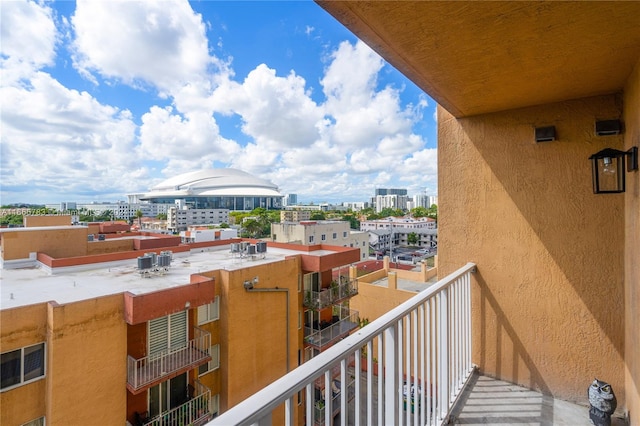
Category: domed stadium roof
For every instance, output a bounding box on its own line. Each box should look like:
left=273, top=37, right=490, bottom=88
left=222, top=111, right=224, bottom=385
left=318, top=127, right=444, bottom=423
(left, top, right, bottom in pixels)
left=140, top=168, right=282, bottom=199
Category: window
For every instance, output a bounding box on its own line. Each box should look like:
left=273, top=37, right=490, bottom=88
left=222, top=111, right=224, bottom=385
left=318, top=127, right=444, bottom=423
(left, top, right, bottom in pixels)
left=343, top=232, right=347, bottom=237
left=309, top=236, right=314, bottom=243
left=321, top=234, right=326, bottom=241
left=149, top=311, right=187, bottom=356
left=197, top=296, right=220, bottom=324
left=211, top=394, right=220, bottom=418
left=1, top=343, right=45, bottom=391
left=22, top=418, right=45, bottom=426
left=198, top=344, right=220, bottom=375
left=332, top=233, right=337, bottom=239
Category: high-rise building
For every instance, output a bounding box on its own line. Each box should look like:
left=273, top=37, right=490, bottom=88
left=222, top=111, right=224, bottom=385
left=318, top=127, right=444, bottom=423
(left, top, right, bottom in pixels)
left=374, top=188, right=407, bottom=196
left=283, top=193, right=298, bottom=206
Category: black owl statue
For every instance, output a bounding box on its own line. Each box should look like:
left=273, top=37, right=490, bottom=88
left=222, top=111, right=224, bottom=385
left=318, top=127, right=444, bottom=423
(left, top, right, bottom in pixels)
left=588, top=378, right=617, bottom=426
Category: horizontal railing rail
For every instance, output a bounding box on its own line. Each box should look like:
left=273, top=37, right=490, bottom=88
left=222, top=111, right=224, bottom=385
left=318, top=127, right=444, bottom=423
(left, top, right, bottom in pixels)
left=304, top=279, right=359, bottom=310
left=304, top=309, right=359, bottom=349
left=128, top=327, right=211, bottom=391
left=145, top=380, right=212, bottom=426
left=208, top=262, right=475, bottom=426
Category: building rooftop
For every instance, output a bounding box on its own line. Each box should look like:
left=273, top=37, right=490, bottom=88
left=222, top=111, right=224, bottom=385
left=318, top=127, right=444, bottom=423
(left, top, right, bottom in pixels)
left=1, top=243, right=337, bottom=309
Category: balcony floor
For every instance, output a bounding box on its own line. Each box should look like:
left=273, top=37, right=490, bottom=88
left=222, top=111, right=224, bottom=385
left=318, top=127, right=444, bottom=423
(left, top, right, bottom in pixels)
left=449, top=373, right=626, bottom=425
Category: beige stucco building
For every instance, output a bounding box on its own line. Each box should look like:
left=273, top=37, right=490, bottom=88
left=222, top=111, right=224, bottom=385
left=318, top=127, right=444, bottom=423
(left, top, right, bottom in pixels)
left=317, top=1, right=640, bottom=421
left=0, top=218, right=360, bottom=426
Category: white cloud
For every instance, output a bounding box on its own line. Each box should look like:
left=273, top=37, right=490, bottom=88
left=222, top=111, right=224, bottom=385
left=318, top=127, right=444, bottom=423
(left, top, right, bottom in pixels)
left=139, top=106, right=241, bottom=163
left=211, top=64, right=324, bottom=150
left=1, top=4, right=438, bottom=205
left=1, top=72, right=142, bottom=200
left=71, top=0, right=225, bottom=95
left=0, top=0, right=58, bottom=84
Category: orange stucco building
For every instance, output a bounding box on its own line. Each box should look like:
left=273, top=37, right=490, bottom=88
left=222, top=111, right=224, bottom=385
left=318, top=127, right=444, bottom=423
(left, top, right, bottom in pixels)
left=317, top=1, right=640, bottom=422
left=0, top=221, right=360, bottom=426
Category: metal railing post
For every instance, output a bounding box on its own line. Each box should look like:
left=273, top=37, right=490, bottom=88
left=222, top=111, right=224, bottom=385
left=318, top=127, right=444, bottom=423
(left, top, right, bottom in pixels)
left=438, top=289, right=449, bottom=422
left=384, top=322, right=398, bottom=425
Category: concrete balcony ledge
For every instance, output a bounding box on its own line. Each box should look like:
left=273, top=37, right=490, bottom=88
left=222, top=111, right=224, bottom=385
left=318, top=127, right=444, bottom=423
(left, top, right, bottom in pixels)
left=448, top=372, right=627, bottom=425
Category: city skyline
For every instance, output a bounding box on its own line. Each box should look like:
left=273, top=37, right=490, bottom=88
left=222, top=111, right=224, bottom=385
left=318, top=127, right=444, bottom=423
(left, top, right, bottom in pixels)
left=1, top=1, right=438, bottom=206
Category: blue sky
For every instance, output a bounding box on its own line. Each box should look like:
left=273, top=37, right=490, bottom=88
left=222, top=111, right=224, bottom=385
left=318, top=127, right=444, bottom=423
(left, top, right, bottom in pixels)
left=1, top=0, right=437, bottom=206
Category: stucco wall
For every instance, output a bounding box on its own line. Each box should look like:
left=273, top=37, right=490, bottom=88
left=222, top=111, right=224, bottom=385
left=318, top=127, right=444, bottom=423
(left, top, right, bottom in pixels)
left=624, top=59, right=640, bottom=425
left=349, top=280, right=416, bottom=324
left=24, top=215, right=72, bottom=227
left=438, top=94, right=626, bottom=408
left=0, top=304, right=48, bottom=425
left=46, top=295, right=127, bottom=425
left=1, top=227, right=88, bottom=260
left=218, top=257, right=302, bottom=424
left=87, top=238, right=134, bottom=255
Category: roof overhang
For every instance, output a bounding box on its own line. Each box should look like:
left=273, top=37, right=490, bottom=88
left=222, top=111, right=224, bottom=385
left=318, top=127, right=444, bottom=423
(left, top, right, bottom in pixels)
left=316, top=1, right=640, bottom=118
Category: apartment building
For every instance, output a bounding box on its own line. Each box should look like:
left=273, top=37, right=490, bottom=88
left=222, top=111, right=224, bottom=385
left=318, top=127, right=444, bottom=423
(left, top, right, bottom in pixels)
left=360, top=216, right=437, bottom=232
left=279, top=210, right=311, bottom=222
left=0, top=216, right=360, bottom=426
left=167, top=207, right=230, bottom=233
left=271, top=220, right=369, bottom=261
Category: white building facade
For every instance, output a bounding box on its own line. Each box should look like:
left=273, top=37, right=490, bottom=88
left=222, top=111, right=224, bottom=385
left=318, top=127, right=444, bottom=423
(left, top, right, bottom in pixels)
left=167, top=207, right=230, bottom=233
left=271, top=220, right=369, bottom=261
left=374, top=194, right=409, bottom=212
left=360, top=216, right=437, bottom=231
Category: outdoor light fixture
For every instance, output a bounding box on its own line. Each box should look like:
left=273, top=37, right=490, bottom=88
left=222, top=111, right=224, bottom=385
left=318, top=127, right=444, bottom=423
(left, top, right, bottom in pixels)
left=595, top=119, right=623, bottom=136
left=589, top=147, right=638, bottom=193
left=535, top=126, right=556, bottom=142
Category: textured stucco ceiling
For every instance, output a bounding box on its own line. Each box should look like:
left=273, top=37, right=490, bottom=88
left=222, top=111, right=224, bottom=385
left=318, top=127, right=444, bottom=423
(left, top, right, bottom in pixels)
left=317, top=1, right=640, bottom=118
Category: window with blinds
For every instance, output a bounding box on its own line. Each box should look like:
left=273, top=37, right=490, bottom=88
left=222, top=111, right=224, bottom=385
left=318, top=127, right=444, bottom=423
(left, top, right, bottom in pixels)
left=148, top=311, right=187, bottom=356
left=197, top=296, right=220, bottom=325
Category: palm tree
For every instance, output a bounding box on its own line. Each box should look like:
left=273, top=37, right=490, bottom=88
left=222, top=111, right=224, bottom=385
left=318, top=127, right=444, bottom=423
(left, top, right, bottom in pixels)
left=134, top=210, right=143, bottom=229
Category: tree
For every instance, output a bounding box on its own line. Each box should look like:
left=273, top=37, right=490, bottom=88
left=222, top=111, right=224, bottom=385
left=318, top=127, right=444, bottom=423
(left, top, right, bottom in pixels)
left=411, top=206, right=429, bottom=218
left=310, top=212, right=326, bottom=220
left=96, top=210, right=114, bottom=221
left=156, top=213, right=167, bottom=220
left=243, top=218, right=261, bottom=237
left=407, top=232, right=418, bottom=245
left=427, top=204, right=438, bottom=222
left=0, top=214, right=24, bottom=226
left=341, top=214, right=360, bottom=230
left=378, top=207, right=404, bottom=218
left=135, top=210, right=143, bottom=228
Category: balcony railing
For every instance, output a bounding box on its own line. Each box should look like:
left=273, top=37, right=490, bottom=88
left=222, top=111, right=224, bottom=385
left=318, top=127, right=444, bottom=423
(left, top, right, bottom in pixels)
left=127, top=327, right=211, bottom=393
left=144, top=380, right=212, bottom=426
left=304, top=308, right=359, bottom=350
left=304, top=279, right=359, bottom=310
left=208, top=262, right=475, bottom=426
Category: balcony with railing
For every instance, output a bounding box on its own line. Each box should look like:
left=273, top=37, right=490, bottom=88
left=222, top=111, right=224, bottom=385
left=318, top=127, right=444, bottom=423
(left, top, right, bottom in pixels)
left=303, top=279, right=359, bottom=310
left=144, top=380, right=213, bottom=426
left=209, top=263, right=475, bottom=425
left=127, top=327, right=211, bottom=393
left=304, top=306, right=359, bottom=350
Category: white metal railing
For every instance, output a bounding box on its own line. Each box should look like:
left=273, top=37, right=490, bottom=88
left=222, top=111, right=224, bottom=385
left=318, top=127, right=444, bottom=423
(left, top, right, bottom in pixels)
left=144, top=380, right=212, bottom=426
left=304, top=308, right=359, bottom=350
left=208, top=262, right=475, bottom=426
left=304, top=279, right=359, bottom=310
left=128, top=327, right=211, bottom=391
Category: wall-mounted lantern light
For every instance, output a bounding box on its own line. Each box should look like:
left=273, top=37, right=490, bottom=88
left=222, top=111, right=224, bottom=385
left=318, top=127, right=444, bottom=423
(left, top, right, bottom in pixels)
left=589, top=147, right=638, bottom=193
left=534, top=126, right=556, bottom=143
